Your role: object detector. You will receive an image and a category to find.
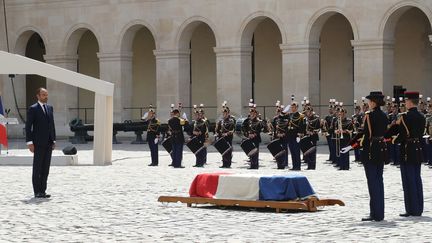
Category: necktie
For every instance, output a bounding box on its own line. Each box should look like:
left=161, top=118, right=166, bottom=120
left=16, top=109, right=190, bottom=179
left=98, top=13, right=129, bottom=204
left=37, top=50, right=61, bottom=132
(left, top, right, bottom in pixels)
left=42, top=104, right=48, bottom=115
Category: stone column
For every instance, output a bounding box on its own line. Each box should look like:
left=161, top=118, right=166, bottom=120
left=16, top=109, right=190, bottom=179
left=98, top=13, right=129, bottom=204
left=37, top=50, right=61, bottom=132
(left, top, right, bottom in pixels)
left=213, top=46, right=253, bottom=118
left=153, top=49, right=190, bottom=122
left=351, top=39, right=395, bottom=99
left=97, top=51, right=133, bottom=123
left=280, top=43, right=320, bottom=107
left=43, top=54, right=78, bottom=137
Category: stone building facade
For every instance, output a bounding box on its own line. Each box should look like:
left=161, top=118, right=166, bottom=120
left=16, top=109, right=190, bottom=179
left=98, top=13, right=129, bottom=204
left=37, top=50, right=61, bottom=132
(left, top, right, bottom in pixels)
left=1, top=0, right=431, bottom=137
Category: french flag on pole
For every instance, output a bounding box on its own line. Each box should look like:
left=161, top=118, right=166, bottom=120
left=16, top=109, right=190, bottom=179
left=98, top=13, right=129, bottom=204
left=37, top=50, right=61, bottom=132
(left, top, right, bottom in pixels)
left=0, top=96, right=8, bottom=147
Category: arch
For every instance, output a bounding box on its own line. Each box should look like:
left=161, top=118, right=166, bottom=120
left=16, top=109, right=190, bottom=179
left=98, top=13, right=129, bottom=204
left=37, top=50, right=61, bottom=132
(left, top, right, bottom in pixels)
left=63, top=23, right=102, bottom=55
left=13, top=26, right=48, bottom=55
left=238, top=11, right=287, bottom=47
left=118, top=19, right=159, bottom=52
left=305, top=6, right=359, bottom=44
left=380, top=0, right=432, bottom=40
left=176, top=16, right=220, bottom=50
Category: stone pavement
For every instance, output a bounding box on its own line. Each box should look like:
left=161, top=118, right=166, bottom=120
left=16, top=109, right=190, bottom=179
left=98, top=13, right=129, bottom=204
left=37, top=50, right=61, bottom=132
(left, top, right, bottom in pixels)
left=0, top=139, right=431, bottom=242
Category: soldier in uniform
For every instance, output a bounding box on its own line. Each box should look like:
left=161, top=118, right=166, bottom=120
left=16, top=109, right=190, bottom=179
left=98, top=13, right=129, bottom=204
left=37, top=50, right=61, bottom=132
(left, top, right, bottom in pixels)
left=323, top=99, right=336, bottom=163
left=334, top=106, right=353, bottom=170
left=352, top=101, right=364, bottom=163
left=145, top=105, right=161, bottom=166
left=287, top=101, right=306, bottom=170
left=272, top=101, right=289, bottom=169
left=304, top=105, right=320, bottom=170
left=242, top=103, right=264, bottom=169
left=191, top=105, right=209, bottom=167
left=387, top=101, right=400, bottom=166
left=342, top=91, right=388, bottom=221
left=387, top=91, right=425, bottom=217
left=168, top=107, right=188, bottom=168
left=215, top=102, right=236, bottom=168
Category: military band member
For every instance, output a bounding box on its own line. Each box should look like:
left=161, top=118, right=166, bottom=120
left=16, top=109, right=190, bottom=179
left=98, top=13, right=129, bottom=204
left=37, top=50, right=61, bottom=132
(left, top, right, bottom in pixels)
left=191, top=105, right=209, bottom=167
left=272, top=101, right=289, bottom=169
left=342, top=91, right=388, bottom=221
left=304, top=106, right=320, bottom=170
left=215, top=102, right=236, bottom=168
left=242, top=103, right=264, bottom=169
left=168, top=107, right=188, bottom=168
left=352, top=101, right=363, bottom=163
left=323, top=99, right=336, bottom=163
left=387, top=102, right=401, bottom=166
left=287, top=101, right=306, bottom=170
left=386, top=91, right=425, bottom=217
left=145, top=105, right=160, bottom=166
left=334, top=106, right=353, bottom=170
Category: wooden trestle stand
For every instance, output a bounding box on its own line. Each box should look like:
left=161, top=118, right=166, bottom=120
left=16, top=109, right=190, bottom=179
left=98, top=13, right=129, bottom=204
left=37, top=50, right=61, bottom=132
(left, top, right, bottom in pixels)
left=158, top=196, right=345, bottom=213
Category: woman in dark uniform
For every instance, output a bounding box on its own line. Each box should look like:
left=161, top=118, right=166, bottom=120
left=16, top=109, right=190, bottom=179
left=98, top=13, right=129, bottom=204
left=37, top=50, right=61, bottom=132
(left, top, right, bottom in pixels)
left=342, top=91, right=388, bottom=221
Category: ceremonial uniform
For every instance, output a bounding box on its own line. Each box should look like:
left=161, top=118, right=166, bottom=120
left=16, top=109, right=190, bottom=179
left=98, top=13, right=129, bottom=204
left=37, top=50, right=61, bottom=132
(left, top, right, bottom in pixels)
left=333, top=114, right=353, bottom=170
left=304, top=113, right=320, bottom=170
left=273, top=113, right=289, bottom=169
left=425, top=111, right=432, bottom=166
left=192, top=117, right=209, bottom=167
left=215, top=114, right=235, bottom=168
left=387, top=109, right=401, bottom=166
left=352, top=111, right=363, bottom=162
left=168, top=114, right=187, bottom=168
left=386, top=92, right=425, bottom=217
left=287, top=111, right=306, bottom=170
left=324, top=113, right=336, bottom=162
left=146, top=116, right=160, bottom=166
left=242, top=116, right=264, bottom=169
left=347, top=91, right=388, bottom=221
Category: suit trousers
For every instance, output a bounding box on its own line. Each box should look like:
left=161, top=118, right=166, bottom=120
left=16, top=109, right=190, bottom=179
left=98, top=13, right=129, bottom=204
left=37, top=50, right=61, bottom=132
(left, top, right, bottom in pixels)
left=400, top=161, right=423, bottom=216
left=363, top=160, right=385, bottom=221
left=32, top=144, right=52, bottom=195
left=172, top=142, right=183, bottom=168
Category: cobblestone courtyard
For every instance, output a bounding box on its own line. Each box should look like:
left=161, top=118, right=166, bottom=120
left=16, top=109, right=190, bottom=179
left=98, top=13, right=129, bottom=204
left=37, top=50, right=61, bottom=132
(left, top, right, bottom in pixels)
left=0, top=139, right=431, bottom=242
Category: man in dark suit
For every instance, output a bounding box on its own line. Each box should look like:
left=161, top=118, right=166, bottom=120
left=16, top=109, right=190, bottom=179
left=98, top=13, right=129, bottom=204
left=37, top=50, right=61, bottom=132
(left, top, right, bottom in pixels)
left=25, top=88, right=56, bottom=198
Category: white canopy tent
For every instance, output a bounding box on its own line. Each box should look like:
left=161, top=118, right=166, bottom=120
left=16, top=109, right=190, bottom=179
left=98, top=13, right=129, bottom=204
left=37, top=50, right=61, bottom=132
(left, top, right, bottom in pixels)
left=0, top=51, right=114, bottom=165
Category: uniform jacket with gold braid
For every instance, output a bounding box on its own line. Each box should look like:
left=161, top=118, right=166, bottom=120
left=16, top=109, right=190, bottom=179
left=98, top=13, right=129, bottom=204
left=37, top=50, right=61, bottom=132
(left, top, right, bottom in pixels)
left=146, top=117, right=160, bottom=142
left=242, top=116, right=265, bottom=144
left=352, top=113, right=364, bottom=134
left=192, top=117, right=209, bottom=143
left=426, top=113, right=432, bottom=142
left=215, top=115, right=235, bottom=142
left=306, top=114, right=321, bottom=142
left=168, top=116, right=188, bottom=144
left=349, top=108, right=388, bottom=164
left=272, top=114, right=289, bottom=140
left=386, top=107, right=426, bottom=163
left=332, top=116, right=354, bottom=146
left=287, top=112, right=306, bottom=138
left=324, top=114, right=336, bottom=137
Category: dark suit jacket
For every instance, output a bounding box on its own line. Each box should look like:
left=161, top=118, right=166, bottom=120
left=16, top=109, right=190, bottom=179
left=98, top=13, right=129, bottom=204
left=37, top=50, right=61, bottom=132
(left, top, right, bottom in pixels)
left=25, top=103, right=56, bottom=147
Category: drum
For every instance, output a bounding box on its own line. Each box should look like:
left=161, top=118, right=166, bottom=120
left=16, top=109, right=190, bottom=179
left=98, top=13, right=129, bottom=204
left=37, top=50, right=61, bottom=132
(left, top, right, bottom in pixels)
left=299, top=136, right=316, bottom=157
left=213, top=137, right=232, bottom=156
left=267, top=138, right=286, bottom=159
left=162, top=137, right=172, bottom=154
left=186, top=136, right=205, bottom=154
left=240, top=138, right=258, bottom=157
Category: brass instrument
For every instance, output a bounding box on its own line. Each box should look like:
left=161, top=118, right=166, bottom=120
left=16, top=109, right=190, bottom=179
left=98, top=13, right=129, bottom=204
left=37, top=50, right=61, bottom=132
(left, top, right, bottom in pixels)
left=335, top=116, right=343, bottom=158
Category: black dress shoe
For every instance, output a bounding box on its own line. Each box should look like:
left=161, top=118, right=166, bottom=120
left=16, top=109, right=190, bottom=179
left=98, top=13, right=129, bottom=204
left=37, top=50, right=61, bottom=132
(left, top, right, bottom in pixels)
left=399, top=213, right=410, bottom=217
left=148, top=163, right=158, bottom=166
left=42, top=193, right=51, bottom=198
left=247, top=167, right=258, bottom=170
left=174, top=166, right=185, bottom=168
left=168, top=163, right=173, bottom=167
left=361, top=217, right=374, bottom=221
left=35, top=193, right=44, bottom=198
left=306, top=168, right=315, bottom=170
left=289, top=168, right=300, bottom=171
left=193, top=165, right=204, bottom=168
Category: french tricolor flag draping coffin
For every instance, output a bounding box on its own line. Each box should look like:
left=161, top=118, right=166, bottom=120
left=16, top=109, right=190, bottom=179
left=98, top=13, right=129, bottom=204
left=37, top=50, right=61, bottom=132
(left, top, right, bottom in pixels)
left=0, top=96, right=8, bottom=147
left=189, top=173, right=316, bottom=201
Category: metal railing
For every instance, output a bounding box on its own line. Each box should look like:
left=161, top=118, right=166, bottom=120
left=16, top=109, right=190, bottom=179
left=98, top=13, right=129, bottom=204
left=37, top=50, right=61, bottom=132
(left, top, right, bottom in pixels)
left=69, top=107, right=94, bottom=124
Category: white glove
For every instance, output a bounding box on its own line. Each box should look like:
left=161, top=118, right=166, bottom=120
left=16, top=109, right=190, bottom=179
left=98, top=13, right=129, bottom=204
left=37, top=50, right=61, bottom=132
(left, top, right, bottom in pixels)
left=340, top=145, right=352, bottom=154
left=154, top=138, right=159, bottom=144
left=296, top=137, right=301, bottom=143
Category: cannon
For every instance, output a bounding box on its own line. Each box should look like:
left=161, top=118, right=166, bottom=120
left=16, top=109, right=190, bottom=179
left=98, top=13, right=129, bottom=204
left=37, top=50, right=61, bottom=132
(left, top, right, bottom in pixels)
left=69, top=118, right=94, bottom=144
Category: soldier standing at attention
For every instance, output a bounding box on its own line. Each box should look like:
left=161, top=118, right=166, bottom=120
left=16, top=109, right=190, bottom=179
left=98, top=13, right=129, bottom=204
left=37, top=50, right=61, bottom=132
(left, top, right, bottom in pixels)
left=387, top=91, right=426, bottom=217
left=145, top=105, right=160, bottom=166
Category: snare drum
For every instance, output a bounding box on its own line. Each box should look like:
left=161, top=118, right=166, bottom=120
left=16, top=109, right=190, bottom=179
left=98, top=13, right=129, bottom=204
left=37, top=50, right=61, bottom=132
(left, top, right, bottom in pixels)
left=299, top=136, right=316, bottom=157
left=162, top=137, right=172, bottom=154
left=240, top=138, right=258, bottom=157
left=267, top=138, right=286, bottom=159
left=213, top=137, right=232, bottom=156
left=186, top=136, right=205, bottom=154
